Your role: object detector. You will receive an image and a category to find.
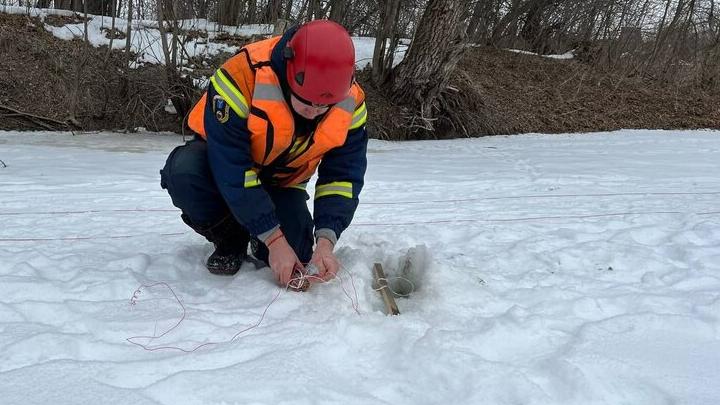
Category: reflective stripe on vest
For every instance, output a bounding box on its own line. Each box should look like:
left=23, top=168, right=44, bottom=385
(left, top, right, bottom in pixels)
left=247, top=66, right=295, bottom=167
left=210, top=69, right=250, bottom=119
left=350, top=102, right=368, bottom=130
left=248, top=75, right=365, bottom=186
left=187, top=35, right=367, bottom=187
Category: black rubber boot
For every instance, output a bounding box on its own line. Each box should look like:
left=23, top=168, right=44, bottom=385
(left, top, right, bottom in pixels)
left=182, top=214, right=250, bottom=275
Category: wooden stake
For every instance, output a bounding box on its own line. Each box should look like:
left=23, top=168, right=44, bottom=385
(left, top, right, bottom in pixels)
left=372, top=263, right=400, bottom=315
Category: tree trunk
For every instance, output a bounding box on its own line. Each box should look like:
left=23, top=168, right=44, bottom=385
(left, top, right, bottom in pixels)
left=262, top=0, right=282, bottom=23
left=650, top=0, right=674, bottom=64
left=67, top=0, right=91, bottom=127
left=157, top=0, right=173, bottom=69
left=218, top=0, right=241, bottom=25
left=284, top=0, right=293, bottom=20
left=598, top=0, right=617, bottom=41
left=580, top=1, right=599, bottom=43
left=157, top=0, right=192, bottom=119
left=196, top=0, right=210, bottom=19
left=389, top=0, right=468, bottom=126
left=372, top=0, right=401, bottom=85
left=83, top=0, right=89, bottom=42
left=53, top=0, right=111, bottom=14
left=465, top=0, right=490, bottom=41
left=246, top=0, right=257, bottom=23
left=105, top=0, right=117, bottom=62
left=308, top=0, right=322, bottom=20
left=85, top=0, right=111, bottom=14
left=519, top=0, right=551, bottom=53
left=116, top=0, right=124, bottom=17
left=119, top=0, right=133, bottom=103
left=710, top=0, right=715, bottom=35
left=296, top=0, right=309, bottom=22
left=328, top=0, right=347, bottom=24
left=489, top=0, right=529, bottom=45
left=124, top=0, right=133, bottom=66
left=54, top=0, right=75, bottom=10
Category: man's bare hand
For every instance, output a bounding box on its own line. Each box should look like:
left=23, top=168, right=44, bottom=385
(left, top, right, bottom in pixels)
left=310, top=238, right=340, bottom=282
left=266, top=231, right=302, bottom=287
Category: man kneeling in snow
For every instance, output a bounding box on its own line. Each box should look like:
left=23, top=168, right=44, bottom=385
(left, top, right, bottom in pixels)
left=160, top=20, right=368, bottom=288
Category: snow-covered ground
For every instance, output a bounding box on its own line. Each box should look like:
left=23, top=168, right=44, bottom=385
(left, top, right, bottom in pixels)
left=1, top=130, right=719, bottom=404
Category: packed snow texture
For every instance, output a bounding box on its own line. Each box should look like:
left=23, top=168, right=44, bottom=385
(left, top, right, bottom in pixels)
left=1, top=130, right=719, bottom=404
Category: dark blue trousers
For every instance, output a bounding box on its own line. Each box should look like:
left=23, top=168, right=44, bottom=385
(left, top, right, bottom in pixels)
left=160, top=138, right=314, bottom=263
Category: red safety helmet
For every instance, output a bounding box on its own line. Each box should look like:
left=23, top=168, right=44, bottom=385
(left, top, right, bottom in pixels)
left=286, top=20, right=355, bottom=105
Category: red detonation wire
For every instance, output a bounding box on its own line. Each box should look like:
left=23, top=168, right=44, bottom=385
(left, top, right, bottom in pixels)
left=126, top=267, right=360, bottom=353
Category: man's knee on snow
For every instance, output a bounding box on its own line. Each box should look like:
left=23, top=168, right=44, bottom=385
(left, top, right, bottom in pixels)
left=159, top=140, right=229, bottom=226
left=161, top=141, right=212, bottom=205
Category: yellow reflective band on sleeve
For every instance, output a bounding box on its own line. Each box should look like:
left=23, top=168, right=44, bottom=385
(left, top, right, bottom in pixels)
left=244, top=170, right=261, bottom=188
left=315, top=181, right=353, bottom=199
left=210, top=69, right=250, bottom=119
left=349, top=102, right=367, bottom=130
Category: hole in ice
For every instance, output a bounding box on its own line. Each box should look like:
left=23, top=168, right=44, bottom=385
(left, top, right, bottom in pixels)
left=375, top=245, right=430, bottom=299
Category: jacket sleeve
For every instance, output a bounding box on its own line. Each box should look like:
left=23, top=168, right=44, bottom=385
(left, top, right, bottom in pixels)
left=313, top=125, right=369, bottom=244
left=203, top=84, right=280, bottom=240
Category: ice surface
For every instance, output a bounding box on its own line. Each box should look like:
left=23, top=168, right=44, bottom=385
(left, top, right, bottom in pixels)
left=1, top=129, right=719, bottom=404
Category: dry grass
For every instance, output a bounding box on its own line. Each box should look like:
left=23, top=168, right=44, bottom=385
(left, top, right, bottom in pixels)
left=0, top=13, right=199, bottom=132
left=359, top=46, right=720, bottom=139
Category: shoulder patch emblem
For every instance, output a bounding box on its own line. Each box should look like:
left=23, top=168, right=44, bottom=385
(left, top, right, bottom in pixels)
left=212, top=95, right=230, bottom=123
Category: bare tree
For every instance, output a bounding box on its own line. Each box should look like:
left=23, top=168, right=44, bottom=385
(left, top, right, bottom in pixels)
left=709, top=0, right=716, bottom=33
left=217, top=0, right=241, bottom=25
left=247, top=0, right=257, bottom=23
left=54, top=0, right=74, bottom=10
left=157, top=0, right=193, bottom=118
left=118, top=0, right=133, bottom=102
left=388, top=0, right=468, bottom=131
left=284, top=0, right=294, bottom=20
left=86, top=0, right=112, bottom=14
left=296, top=0, right=309, bottom=22
left=328, top=0, right=348, bottom=23
left=104, top=0, right=118, bottom=62
left=466, top=0, right=500, bottom=42
left=53, top=0, right=112, bottom=14
left=262, top=0, right=283, bottom=23
left=67, top=0, right=91, bottom=127
left=372, top=0, right=401, bottom=85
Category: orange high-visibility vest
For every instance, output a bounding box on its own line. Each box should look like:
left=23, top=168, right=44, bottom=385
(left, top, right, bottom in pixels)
left=187, top=36, right=366, bottom=187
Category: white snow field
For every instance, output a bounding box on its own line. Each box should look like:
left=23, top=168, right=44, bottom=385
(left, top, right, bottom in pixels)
left=1, top=130, right=719, bottom=405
